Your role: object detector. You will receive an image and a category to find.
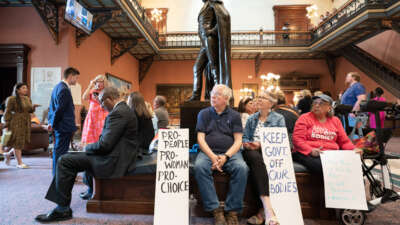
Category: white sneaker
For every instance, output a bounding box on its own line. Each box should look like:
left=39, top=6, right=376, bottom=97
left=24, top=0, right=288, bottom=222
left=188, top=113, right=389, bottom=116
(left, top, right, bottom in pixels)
left=16, top=164, right=29, bottom=169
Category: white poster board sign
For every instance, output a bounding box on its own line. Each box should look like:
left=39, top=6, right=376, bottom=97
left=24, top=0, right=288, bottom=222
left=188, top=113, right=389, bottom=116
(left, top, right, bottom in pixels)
left=320, top=151, right=368, bottom=210
left=30, top=67, right=61, bottom=123
left=154, top=129, right=189, bottom=225
left=260, top=127, right=304, bottom=225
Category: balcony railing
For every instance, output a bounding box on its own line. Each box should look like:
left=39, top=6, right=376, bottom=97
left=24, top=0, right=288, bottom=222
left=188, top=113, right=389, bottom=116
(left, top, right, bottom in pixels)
left=313, top=0, right=398, bottom=41
left=158, top=31, right=312, bottom=48
left=125, top=0, right=398, bottom=48
left=127, top=0, right=159, bottom=41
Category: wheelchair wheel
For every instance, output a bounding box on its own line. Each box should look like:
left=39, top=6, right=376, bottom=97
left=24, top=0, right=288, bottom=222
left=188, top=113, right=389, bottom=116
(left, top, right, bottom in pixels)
left=340, top=209, right=366, bottom=225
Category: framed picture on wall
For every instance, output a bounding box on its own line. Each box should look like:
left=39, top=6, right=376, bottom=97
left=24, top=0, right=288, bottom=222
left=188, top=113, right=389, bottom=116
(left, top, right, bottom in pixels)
left=106, top=73, right=132, bottom=97
left=242, top=83, right=258, bottom=98
left=156, top=84, right=193, bottom=116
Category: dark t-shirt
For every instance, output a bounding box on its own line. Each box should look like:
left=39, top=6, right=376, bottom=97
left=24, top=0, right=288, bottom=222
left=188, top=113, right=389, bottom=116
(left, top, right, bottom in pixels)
left=297, top=96, right=312, bottom=114
left=196, top=106, right=242, bottom=153
left=275, top=105, right=299, bottom=134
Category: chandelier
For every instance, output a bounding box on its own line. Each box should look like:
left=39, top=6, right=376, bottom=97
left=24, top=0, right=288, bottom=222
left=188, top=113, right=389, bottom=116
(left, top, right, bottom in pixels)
left=150, top=8, right=162, bottom=23
left=306, top=4, right=318, bottom=19
left=260, top=73, right=280, bottom=93
left=239, top=87, right=255, bottom=99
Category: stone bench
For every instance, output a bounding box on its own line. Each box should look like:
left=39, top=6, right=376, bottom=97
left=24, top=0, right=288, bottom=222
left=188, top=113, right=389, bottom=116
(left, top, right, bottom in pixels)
left=87, top=153, right=334, bottom=219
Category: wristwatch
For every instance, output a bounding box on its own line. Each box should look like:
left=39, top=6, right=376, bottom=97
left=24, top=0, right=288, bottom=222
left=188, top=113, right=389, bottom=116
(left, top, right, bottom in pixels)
left=224, top=153, right=231, bottom=160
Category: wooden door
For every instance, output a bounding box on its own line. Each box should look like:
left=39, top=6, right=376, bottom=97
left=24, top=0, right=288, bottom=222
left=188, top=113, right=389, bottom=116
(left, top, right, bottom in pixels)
left=273, top=5, right=311, bottom=32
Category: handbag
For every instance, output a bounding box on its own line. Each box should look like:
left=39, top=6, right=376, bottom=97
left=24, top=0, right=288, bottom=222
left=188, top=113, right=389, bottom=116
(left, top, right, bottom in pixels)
left=353, top=131, right=380, bottom=155
left=1, top=130, right=12, bottom=146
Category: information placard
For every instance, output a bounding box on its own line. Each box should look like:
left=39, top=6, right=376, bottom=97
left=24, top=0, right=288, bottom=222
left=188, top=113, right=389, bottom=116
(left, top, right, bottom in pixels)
left=320, top=151, right=368, bottom=210
left=154, top=129, right=190, bottom=225
left=30, top=67, right=61, bottom=122
left=260, top=127, right=304, bottom=225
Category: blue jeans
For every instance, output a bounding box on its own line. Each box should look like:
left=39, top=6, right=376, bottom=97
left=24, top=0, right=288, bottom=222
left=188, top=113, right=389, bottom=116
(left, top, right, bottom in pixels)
left=194, top=151, right=249, bottom=212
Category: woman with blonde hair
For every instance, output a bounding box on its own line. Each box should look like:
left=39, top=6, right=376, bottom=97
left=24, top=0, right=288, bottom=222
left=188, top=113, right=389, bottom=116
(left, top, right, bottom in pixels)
left=145, top=101, right=158, bottom=135
left=242, top=91, right=285, bottom=225
left=81, top=74, right=109, bottom=147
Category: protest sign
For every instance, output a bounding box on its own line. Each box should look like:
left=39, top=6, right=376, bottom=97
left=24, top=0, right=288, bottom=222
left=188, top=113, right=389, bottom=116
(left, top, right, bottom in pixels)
left=260, top=127, right=304, bottom=225
left=154, top=129, right=190, bottom=225
left=320, top=151, right=368, bottom=210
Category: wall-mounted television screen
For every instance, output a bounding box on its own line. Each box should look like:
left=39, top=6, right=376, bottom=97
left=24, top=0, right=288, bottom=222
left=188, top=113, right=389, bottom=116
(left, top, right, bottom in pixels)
left=65, top=0, right=93, bottom=34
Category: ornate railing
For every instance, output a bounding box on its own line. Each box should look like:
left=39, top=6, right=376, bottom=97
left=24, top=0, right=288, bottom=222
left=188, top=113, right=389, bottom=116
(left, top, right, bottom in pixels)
left=125, top=0, right=398, bottom=48
left=313, top=0, right=398, bottom=41
left=158, top=31, right=312, bottom=48
left=126, top=0, right=159, bottom=41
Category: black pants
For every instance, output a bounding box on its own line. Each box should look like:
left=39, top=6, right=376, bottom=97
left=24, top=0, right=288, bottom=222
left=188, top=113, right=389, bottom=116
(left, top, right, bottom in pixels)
left=242, top=149, right=269, bottom=196
left=83, top=171, right=93, bottom=192
left=292, top=152, right=323, bottom=176
left=45, top=152, right=92, bottom=206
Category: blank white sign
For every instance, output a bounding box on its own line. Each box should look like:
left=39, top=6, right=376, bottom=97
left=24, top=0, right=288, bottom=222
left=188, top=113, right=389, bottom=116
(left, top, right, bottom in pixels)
left=321, top=151, right=368, bottom=210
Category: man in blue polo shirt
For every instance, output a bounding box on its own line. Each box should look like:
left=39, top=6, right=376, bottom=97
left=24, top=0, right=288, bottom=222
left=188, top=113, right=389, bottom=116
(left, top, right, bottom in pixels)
left=194, top=84, right=248, bottom=225
left=341, top=72, right=366, bottom=129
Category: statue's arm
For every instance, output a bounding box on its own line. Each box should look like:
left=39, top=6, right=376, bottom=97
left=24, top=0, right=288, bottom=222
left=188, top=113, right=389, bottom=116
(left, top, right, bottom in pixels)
left=200, top=7, right=217, bottom=37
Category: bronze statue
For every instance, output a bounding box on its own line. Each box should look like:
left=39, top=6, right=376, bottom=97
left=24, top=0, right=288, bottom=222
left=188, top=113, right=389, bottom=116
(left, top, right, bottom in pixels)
left=188, top=0, right=232, bottom=101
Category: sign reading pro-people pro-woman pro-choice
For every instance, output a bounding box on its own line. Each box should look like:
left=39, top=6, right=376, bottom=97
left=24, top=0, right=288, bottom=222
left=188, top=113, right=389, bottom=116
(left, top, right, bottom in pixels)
left=260, top=127, right=304, bottom=225
left=154, top=129, right=189, bottom=225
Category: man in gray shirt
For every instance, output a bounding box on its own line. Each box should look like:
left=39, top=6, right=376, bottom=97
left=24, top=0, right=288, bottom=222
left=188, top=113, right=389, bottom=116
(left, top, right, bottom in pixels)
left=153, top=95, right=169, bottom=129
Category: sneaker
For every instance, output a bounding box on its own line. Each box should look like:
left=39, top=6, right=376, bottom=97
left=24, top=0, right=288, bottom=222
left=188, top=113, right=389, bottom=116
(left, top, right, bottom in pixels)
left=225, top=211, right=239, bottom=225
left=16, top=164, right=29, bottom=169
left=212, top=207, right=227, bottom=225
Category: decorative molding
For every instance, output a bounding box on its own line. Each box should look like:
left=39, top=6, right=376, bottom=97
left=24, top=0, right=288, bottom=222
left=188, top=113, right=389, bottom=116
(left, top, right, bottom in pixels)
left=139, top=55, right=154, bottom=83
left=111, top=38, right=138, bottom=65
left=75, top=29, right=88, bottom=48
left=75, top=10, right=123, bottom=48
left=32, top=0, right=59, bottom=44
left=325, top=53, right=336, bottom=82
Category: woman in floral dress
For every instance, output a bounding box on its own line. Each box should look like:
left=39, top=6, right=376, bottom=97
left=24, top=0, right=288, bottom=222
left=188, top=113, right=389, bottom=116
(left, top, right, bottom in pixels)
left=81, top=75, right=108, bottom=147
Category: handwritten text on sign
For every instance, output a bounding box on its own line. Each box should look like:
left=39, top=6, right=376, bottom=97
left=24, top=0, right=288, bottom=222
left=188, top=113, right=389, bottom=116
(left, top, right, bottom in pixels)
left=320, top=151, right=367, bottom=210
left=154, top=129, right=189, bottom=225
left=260, top=127, right=304, bottom=225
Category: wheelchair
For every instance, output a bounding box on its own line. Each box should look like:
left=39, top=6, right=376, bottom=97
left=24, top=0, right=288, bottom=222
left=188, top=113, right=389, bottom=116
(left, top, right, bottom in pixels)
left=335, top=101, right=400, bottom=225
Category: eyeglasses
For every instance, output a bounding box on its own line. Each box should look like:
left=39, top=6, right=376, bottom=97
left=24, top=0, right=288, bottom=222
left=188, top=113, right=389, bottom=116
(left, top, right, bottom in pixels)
left=256, top=96, right=268, bottom=101
left=312, top=100, right=329, bottom=106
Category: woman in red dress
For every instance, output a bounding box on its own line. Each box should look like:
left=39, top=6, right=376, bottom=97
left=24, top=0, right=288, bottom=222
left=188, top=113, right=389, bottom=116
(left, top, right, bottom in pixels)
left=81, top=75, right=108, bottom=147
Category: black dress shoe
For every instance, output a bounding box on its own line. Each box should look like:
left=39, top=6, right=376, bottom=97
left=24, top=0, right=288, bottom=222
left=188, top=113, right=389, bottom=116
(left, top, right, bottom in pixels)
left=35, top=208, right=72, bottom=223
left=80, top=191, right=93, bottom=200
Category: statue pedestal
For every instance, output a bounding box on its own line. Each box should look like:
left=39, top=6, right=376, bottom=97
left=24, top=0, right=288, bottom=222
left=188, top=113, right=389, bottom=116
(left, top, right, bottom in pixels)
left=180, top=101, right=210, bottom=148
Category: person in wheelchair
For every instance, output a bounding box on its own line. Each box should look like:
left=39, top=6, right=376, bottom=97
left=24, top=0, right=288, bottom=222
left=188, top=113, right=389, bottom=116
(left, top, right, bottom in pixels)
left=292, top=94, right=362, bottom=175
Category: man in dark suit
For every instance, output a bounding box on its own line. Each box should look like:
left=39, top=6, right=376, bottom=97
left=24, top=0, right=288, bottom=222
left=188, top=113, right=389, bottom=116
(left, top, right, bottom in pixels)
left=36, top=87, right=139, bottom=223
left=47, top=67, right=80, bottom=176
